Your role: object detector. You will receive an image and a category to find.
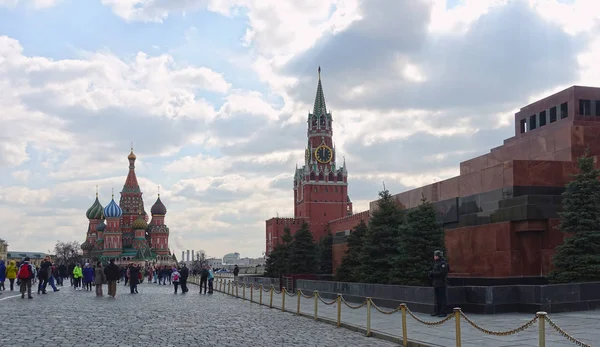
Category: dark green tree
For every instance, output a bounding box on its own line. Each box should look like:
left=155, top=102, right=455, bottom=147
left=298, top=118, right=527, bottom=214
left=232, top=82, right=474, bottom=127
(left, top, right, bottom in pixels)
left=550, top=152, right=600, bottom=283
left=289, top=223, right=319, bottom=274
left=264, top=227, right=293, bottom=277
left=335, top=220, right=368, bottom=282
left=318, top=232, right=333, bottom=274
left=391, top=195, right=446, bottom=285
left=359, top=190, right=404, bottom=284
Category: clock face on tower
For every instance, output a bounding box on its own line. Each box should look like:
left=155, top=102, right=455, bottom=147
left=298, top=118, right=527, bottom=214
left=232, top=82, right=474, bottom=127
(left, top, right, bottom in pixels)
left=315, top=145, right=333, bottom=163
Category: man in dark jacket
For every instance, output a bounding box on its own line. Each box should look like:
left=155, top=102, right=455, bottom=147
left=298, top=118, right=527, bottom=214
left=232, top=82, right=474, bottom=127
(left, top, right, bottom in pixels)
left=199, top=266, right=209, bottom=294
left=37, top=256, right=52, bottom=294
left=180, top=264, right=189, bottom=294
left=104, top=259, right=120, bottom=298
left=429, top=250, right=449, bottom=317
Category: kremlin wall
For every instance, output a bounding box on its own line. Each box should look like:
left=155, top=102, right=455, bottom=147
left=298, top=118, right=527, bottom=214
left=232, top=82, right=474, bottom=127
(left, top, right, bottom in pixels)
left=266, top=79, right=600, bottom=280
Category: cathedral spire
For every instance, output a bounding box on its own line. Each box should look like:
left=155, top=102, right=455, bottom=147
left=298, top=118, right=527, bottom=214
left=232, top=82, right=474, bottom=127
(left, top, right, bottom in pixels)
left=313, top=66, right=327, bottom=116
left=123, top=146, right=140, bottom=193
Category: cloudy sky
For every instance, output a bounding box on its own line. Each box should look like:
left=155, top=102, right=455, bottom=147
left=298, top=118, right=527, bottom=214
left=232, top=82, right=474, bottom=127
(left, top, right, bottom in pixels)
left=0, top=0, right=598, bottom=259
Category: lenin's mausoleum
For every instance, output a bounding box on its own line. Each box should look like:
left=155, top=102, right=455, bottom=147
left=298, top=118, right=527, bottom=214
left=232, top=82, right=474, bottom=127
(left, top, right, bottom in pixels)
left=266, top=72, right=600, bottom=280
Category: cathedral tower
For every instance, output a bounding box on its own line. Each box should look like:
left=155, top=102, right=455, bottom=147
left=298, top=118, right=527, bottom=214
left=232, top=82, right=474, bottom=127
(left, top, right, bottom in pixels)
left=119, top=145, right=147, bottom=249
left=103, top=190, right=123, bottom=257
left=293, top=67, right=352, bottom=240
left=149, top=187, right=170, bottom=257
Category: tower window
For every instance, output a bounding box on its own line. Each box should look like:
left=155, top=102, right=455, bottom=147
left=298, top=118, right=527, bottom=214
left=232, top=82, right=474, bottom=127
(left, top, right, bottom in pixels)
left=549, top=107, right=557, bottom=123
left=560, top=102, right=568, bottom=119
left=520, top=119, right=527, bottom=133
left=529, top=115, right=537, bottom=131
left=579, top=99, right=591, bottom=116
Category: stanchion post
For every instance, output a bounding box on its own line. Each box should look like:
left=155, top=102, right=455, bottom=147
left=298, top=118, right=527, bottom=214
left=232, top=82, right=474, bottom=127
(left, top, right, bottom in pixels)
left=366, top=298, right=372, bottom=337
left=400, top=304, right=408, bottom=347
left=259, top=284, right=263, bottom=305
left=250, top=285, right=253, bottom=303
left=314, top=291, right=318, bottom=320
left=336, top=294, right=341, bottom=327
left=454, top=308, right=461, bottom=347
left=297, top=289, right=301, bottom=315
left=236, top=281, right=239, bottom=298
left=269, top=286, right=274, bottom=308
left=227, top=282, right=230, bottom=295
left=243, top=284, right=246, bottom=299
left=282, top=287, right=286, bottom=312
left=537, top=312, right=547, bottom=347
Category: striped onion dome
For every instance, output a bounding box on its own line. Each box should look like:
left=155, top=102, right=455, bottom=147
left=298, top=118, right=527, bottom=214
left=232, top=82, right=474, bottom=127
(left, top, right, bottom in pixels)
left=95, top=221, right=106, bottom=232
left=103, top=197, right=123, bottom=218
left=85, top=196, right=104, bottom=220
left=132, top=214, right=148, bottom=230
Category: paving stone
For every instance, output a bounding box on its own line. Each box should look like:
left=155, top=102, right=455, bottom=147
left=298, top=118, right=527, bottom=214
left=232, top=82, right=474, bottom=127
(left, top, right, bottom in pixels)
left=0, top=283, right=395, bottom=347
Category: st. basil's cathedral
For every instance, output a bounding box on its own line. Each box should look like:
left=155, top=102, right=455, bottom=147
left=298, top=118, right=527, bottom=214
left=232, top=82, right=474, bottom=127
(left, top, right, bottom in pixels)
left=80, top=148, right=172, bottom=264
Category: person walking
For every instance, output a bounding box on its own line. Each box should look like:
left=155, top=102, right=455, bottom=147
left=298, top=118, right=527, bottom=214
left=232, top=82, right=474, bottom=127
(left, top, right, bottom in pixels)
left=37, top=256, right=52, bottom=295
left=128, top=264, right=140, bottom=294
left=0, top=260, right=6, bottom=291
left=172, top=267, right=181, bottom=294
left=207, top=266, right=214, bottom=294
left=429, top=250, right=449, bottom=317
left=199, top=265, right=209, bottom=294
left=5, top=260, right=18, bottom=291
left=17, top=257, right=34, bottom=299
left=94, top=261, right=107, bottom=297
left=104, top=259, right=119, bottom=298
left=72, top=263, right=83, bottom=291
left=179, top=264, right=189, bottom=294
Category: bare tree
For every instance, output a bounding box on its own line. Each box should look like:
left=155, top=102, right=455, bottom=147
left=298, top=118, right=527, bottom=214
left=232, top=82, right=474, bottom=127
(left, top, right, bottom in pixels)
left=52, top=241, right=82, bottom=265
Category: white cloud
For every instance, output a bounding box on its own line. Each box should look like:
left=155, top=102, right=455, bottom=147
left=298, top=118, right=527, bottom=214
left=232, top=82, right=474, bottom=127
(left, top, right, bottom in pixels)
left=2, top=0, right=599, bottom=260
left=0, top=0, right=61, bottom=8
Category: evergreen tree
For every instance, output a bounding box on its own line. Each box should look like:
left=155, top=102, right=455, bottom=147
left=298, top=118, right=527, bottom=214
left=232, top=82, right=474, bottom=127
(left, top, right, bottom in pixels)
left=289, top=223, right=319, bottom=274
left=335, top=220, right=367, bottom=282
left=264, top=227, right=293, bottom=277
left=359, top=190, right=404, bottom=284
left=318, top=232, right=333, bottom=274
left=391, top=195, right=446, bottom=285
left=550, top=152, right=600, bottom=283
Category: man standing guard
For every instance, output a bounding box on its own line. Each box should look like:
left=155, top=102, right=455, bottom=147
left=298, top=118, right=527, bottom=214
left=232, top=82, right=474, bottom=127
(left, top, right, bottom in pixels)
left=429, top=250, right=449, bottom=317
left=179, top=263, right=189, bottom=293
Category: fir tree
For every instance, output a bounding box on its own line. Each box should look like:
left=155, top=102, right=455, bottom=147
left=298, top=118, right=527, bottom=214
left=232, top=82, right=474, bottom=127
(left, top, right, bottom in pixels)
left=550, top=152, right=600, bottom=283
left=264, top=227, right=293, bottom=277
left=359, top=190, right=404, bottom=284
left=335, top=220, right=367, bottom=282
left=289, top=223, right=319, bottom=274
left=391, top=195, right=446, bottom=285
left=318, top=232, right=333, bottom=274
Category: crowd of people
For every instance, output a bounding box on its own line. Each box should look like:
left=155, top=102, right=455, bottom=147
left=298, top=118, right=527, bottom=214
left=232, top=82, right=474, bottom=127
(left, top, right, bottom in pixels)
left=0, top=256, right=224, bottom=299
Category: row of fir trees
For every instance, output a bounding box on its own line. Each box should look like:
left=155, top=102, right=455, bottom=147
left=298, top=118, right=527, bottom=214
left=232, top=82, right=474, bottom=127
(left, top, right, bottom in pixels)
left=264, top=223, right=333, bottom=277
left=336, top=190, right=445, bottom=285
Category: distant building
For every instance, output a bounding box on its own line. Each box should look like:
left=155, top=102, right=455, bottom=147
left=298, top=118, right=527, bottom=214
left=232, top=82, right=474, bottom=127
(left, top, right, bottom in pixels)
left=206, top=258, right=222, bottom=268
left=0, top=239, right=7, bottom=261
left=222, top=252, right=240, bottom=265
left=6, top=251, right=49, bottom=266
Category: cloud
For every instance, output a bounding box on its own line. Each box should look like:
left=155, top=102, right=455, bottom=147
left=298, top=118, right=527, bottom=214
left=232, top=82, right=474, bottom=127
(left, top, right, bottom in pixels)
left=0, top=0, right=62, bottom=9
left=1, top=0, right=598, bottom=261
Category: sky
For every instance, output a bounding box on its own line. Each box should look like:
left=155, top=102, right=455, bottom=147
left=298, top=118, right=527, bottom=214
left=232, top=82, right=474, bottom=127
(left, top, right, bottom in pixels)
left=0, top=0, right=599, bottom=259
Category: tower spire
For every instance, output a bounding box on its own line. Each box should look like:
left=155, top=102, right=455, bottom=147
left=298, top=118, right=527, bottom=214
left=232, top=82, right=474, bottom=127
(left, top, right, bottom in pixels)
left=158, top=185, right=160, bottom=197
left=313, top=66, right=327, bottom=116
left=96, top=185, right=98, bottom=198
left=111, top=188, right=114, bottom=198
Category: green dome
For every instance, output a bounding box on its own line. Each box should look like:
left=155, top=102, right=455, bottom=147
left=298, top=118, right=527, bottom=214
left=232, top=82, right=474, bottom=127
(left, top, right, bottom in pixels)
left=132, top=214, right=148, bottom=230
left=86, top=196, right=104, bottom=220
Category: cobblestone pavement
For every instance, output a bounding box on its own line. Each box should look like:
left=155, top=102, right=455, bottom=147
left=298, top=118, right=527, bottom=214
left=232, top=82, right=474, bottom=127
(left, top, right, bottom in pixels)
left=0, top=282, right=396, bottom=347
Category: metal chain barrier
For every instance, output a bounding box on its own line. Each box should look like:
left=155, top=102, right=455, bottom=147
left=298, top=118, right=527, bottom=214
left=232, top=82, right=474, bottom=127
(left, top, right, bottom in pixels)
left=369, top=299, right=402, bottom=315
left=316, top=292, right=337, bottom=305
left=212, top=282, right=592, bottom=347
left=460, top=312, right=538, bottom=336
left=341, top=296, right=367, bottom=309
left=460, top=311, right=538, bottom=336
left=406, top=307, right=455, bottom=326
left=298, top=289, right=315, bottom=299
left=544, top=316, right=592, bottom=347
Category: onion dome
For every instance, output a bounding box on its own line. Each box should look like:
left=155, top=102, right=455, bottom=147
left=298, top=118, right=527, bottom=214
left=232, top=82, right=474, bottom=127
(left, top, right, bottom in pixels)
left=132, top=214, right=148, bottom=230
left=85, top=195, right=104, bottom=220
left=128, top=149, right=136, bottom=160
left=151, top=195, right=167, bottom=215
left=81, top=240, right=94, bottom=251
left=103, top=194, right=123, bottom=218
left=95, top=221, right=106, bottom=232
